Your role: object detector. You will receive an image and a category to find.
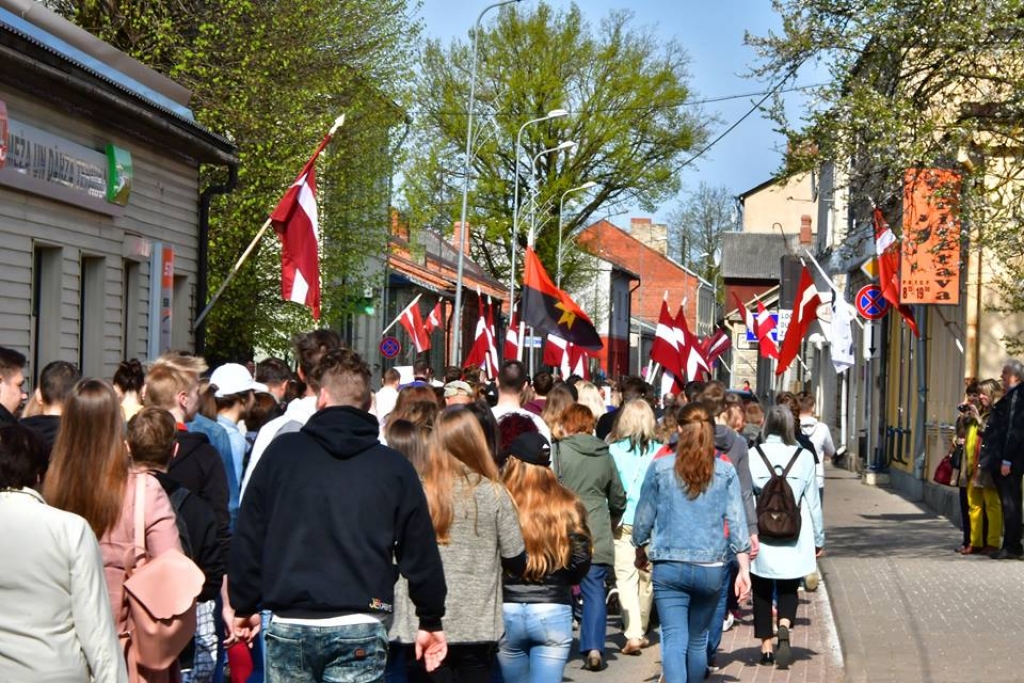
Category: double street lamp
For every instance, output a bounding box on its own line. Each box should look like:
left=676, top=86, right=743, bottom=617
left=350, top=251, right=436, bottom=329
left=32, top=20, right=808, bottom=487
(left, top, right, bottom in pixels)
left=556, top=181, right=597, bottom=288
left=526, top=140, right=577, bottom=246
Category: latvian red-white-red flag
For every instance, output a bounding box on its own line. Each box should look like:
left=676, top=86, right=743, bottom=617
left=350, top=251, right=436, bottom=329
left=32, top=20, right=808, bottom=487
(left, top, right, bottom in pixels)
left=650, top=295, right=683, bottom=394
left=776, top=265, right=821, bottom=375
left=424, top=300, right=443, bottom=335
left=398, top=301, right=430, bottom=353
left=504, top=305, right=520, bottom=362
left=544, top=334, right=588, bottom=379
left=873, top=208, right=919, bottom=337
left=701, top=328, right=732, bottom=366
left=464, top=295, right=497, bottom=378
left=755, top=301, right=779, bottom=359
left=731, top=291, right=756, bottom=338
left=271, top=135, right=333, bottom=319
left=673, top=307, right=710, bottom=381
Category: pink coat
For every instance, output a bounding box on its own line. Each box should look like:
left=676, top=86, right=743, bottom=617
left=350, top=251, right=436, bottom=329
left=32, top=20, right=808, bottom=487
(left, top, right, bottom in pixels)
left=100, top=471, right=182, bottom=683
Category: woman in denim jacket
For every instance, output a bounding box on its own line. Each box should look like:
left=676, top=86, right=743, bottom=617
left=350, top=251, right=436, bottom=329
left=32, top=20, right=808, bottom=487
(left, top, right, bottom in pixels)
left=747, top=405, right=825, bottom=670
left=632, top=404, right=751, bottom=683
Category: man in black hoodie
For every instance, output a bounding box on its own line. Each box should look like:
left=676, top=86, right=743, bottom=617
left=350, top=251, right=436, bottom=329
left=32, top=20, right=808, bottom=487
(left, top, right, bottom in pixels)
left=230, top=348, right=448, bottom=680
left=0, top=347, right=27, bottom=428
left=20, top=360, right=80, bottom=463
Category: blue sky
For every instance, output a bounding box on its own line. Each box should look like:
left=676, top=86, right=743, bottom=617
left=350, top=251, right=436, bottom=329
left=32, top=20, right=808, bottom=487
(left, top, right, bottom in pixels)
left=415, top=0, right=821, bottom=226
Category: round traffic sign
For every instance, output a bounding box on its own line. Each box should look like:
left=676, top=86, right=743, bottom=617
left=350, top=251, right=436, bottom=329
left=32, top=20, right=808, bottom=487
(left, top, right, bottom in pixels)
left=855, top=284, right=890, bottom=320
left=380, top=336, right=401, bottom=359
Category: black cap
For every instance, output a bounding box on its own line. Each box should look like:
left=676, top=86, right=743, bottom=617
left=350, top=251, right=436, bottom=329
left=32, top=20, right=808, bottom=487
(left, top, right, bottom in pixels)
left=510, top=432, right=552, bottom=467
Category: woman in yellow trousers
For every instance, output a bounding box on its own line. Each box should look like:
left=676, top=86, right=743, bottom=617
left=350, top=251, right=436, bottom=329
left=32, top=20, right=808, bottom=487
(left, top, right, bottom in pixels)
left=961, top=379, right=1003, bottom=555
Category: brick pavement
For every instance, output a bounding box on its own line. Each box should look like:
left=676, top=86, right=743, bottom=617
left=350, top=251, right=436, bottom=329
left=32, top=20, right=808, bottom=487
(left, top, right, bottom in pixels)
left=821, top=463, right=1024, bottom=683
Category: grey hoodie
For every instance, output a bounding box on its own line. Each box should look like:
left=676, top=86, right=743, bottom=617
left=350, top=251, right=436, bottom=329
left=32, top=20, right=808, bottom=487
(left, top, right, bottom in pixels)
left=715, top=425, right=758, bottom=537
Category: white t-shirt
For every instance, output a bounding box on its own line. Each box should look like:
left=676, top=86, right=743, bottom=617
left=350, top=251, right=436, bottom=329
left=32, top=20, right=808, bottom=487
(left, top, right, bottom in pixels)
left=491, top=404, right=551, bottom=440
left=800, top=416, right=834, bottom=491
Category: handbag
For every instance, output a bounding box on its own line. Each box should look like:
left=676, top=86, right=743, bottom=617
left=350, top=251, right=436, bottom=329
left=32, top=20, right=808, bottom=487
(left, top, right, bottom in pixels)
left=123, top=474, right=205, bottom=670
left=933, top=453, right=956, bottom=486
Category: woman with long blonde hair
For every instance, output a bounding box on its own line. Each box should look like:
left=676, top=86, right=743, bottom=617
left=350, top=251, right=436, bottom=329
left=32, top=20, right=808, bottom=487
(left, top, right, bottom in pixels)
left=607, top=399, right=660, bottom=654
left=632, top=403, right=752, bottom=683
left=499, top=433, right=592, bottom=683
left=402, top=407, right=525, bottom=683
left=43, top=379, right=182, bottom=683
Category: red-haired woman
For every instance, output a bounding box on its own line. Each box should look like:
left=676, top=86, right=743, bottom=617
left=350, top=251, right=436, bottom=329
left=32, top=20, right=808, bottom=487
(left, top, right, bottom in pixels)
left=499, top=432, right=592, bottom=683
left=631, top=404, right=751, bottom=683
left=551, top=404, right=626, bottom=671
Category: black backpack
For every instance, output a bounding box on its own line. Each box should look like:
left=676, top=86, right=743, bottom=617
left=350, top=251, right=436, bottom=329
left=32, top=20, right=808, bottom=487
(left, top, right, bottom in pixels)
left=754, top=445, right=803, bottom=542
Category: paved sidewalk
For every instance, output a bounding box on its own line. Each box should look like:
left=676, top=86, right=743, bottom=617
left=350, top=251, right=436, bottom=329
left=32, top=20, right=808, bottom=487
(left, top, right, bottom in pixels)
left=820, top=465, right=1024, bottom=683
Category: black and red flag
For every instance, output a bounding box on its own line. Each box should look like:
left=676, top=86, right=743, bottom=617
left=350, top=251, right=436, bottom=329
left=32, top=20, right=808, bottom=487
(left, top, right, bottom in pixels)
left=522, top=247, right=603, bottom=351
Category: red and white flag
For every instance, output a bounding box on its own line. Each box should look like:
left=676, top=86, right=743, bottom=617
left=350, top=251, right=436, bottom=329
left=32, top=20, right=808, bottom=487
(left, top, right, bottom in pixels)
left=464, top=295, right=499, bottom=379
left=398, top=301, right=430, bottom=353
left=270, top=135, right=334, bottom=319
left=484, top=298, right=500, bottom=379
left=673, top=306, right=710, bottom=381
left=424, top=300, right=443, bottom=335
left=650, top=296, right=683, bottom=379
left=702, top=328, right=732, bottom=366
left=873, top=208, right=919, bottom=337
left=544, top=334, right=588, bottom=379
left=731, top=291, right=756, bottom=337
left=755, top=301, right=779, bottom=359
left=776, top=265, right=821, bottom=375
left=504, top=305, right=520, bottom=362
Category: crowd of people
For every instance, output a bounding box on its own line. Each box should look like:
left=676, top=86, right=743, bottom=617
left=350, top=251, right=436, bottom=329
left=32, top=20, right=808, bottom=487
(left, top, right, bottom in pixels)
left=0, top=336, right=840, bottom=683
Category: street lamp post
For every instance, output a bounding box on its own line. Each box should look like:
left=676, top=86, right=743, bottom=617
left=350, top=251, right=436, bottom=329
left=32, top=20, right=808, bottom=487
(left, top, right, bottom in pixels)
left=509, top=109, right=569, bottom=308
left=556, top=181, right=597, bottom=288
left=452, top=0, right=523, bottom=367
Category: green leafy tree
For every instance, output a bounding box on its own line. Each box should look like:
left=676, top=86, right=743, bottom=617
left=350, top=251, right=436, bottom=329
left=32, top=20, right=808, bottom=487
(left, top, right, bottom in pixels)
left=46, top=0, right=418, bottom=362
left=748, top=0, right=1024, bottom=349
left=401, top=2, right=712, bottom=290
left=667, top=181, right=734, bottom=300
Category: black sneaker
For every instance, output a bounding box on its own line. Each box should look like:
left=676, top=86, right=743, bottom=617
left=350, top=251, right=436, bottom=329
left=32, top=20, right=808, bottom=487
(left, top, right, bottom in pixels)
left=776, top=625, right=792, bottom=669
left=759, top=652, right=775, bottom=666
left=992, top=549, right=1024, bottom=560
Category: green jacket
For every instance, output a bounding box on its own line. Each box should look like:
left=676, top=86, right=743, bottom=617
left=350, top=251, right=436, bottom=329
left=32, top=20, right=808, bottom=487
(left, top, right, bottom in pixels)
left=554, top=433, right=627, bottom=565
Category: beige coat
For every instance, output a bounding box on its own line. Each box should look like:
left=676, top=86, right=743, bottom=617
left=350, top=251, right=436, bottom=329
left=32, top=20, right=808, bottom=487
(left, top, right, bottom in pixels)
left=0, top=488, right=127, bottom=683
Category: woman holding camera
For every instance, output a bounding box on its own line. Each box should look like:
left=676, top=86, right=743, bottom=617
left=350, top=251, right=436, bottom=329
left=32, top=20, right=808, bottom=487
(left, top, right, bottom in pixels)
left=958, top=379, right=1003, bottom=555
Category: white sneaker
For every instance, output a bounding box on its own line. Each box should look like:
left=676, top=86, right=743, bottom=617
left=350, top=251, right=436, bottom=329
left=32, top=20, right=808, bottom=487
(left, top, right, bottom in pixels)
left=722, top=611, right=735, bottom=632
left=804, top=571, right=820, bottom=592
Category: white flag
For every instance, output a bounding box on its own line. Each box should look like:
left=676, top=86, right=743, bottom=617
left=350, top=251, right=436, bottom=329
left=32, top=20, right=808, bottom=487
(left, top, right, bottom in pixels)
left=831, top=294, right=855, bottom=374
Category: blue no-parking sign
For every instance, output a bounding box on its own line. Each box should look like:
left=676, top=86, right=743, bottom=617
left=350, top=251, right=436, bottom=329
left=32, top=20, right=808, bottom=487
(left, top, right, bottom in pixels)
left=855, top=284, right=890, bottom=320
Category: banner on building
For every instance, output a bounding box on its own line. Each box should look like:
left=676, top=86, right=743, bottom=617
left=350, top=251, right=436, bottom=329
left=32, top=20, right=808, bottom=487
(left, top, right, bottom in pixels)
left=901, top=168, right=961, bottom=304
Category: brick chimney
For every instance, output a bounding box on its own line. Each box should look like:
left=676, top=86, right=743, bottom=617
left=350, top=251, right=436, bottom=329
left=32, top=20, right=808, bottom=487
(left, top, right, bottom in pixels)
left=452, top=221, right=471, bottom=257
left=799, top=215, right=813, bottom=245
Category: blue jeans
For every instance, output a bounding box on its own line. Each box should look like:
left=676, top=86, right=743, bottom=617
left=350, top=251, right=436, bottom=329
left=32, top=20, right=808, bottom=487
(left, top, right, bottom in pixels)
left=652, top=562, right=724, bottom=683
left=265, top=620, right=388, bottom=683
left=578, top=563, right=609, bottom=654
left=497, top=603, right=572, bottom=683
left=705, top=554, right=738, bottom=662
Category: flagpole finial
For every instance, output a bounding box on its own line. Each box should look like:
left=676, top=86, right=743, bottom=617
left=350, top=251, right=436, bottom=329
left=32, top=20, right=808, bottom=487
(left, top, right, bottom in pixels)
left=329, top=114, right=346, bottom=136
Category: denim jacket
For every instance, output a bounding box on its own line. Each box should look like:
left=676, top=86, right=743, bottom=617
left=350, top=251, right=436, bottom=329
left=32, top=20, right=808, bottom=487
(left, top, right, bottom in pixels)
left=631, top=455, right=750, bottom=563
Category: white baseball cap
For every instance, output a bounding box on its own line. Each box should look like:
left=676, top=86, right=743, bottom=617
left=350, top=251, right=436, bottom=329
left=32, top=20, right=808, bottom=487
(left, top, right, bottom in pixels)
left=210, top=363, right=268, bottom=398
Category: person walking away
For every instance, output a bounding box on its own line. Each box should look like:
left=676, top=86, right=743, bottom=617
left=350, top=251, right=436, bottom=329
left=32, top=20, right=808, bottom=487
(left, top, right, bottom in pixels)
left=499, top=433, right=592, bottom=683
left=127, top=407, right=226, bottom=682
left=796, top=391, right=834, bottom=505
left=113, top=359, right=147, bottom=422
left=44, top=379, right=185, bottom=682
left=607, top=399, right=659, bottom=655
left=229, top=348, right=448, bottom=682
left=0, top=423, right=128, bottom=683
left=242, top=330, right=342, bottom=498
left=397, top=407, right=526, bottom=683
left=980, top=359, right=1024, bottom=560
left=492, top=361, right=550, bottom=439
left=551, top=404, right=627, bottom=672
left=747, top=406, right=824, bottom=670
left=631, top=404, right=752, bottom=683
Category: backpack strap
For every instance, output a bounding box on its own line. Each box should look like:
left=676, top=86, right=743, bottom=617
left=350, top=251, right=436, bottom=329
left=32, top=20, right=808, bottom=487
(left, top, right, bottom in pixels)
left=781, top=447, right=804, bottom=477
left=754, top=444, right=777, bottom=478
left=130, top=474, right=147, bottom=572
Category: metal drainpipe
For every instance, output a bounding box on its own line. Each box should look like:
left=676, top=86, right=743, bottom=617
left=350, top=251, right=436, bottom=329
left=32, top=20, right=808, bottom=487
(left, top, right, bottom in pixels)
left=194, top=163, right=239, bottom=354
left=913, top=307, right=928, bottom=479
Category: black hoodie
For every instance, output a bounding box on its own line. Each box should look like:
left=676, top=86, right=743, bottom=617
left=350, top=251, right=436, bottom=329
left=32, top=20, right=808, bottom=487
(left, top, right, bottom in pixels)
left=169, top=429, right=231, bottom=560
left=19, top=414, right=61, bottom=464
left=229, top=405, right=446, bottom=629
left=714, top=425, right=758, bottom=537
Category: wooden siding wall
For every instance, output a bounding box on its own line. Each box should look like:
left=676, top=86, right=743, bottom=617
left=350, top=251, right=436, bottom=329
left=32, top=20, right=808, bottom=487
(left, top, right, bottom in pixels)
left=0, top=88, right=201, bottom=380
